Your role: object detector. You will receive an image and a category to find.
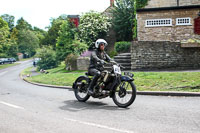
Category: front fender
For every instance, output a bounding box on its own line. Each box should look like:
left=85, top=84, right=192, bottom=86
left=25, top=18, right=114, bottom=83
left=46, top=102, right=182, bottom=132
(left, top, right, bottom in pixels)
left=121, top=76, right=134, bottom=81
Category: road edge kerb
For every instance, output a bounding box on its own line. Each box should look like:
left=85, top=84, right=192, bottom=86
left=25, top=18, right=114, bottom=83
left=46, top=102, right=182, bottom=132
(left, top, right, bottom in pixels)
left=137, top=91, right=200, bottom=97
left=19, top=73, right=200, bottom=97
left=20, top=73, right=71, bottom=89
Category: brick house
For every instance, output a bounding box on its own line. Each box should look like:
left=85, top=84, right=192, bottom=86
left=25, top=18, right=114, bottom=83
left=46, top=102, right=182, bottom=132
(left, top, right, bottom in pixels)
left=68, top=15, right=79, bottom=27
left=131, top=0, right=200, bottom=70
left=137, top=0, right=200, bottom=42
left=103, top=0, right=116, bottom=52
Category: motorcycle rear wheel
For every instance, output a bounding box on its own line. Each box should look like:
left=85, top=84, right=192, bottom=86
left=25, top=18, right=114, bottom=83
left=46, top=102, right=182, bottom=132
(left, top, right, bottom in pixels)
left=112, top=81, right=136, bottom=108
left=74, top=77, right=90, bottom=102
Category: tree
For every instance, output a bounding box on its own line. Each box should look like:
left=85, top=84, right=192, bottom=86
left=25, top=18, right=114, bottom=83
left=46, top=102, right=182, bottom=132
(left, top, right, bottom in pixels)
left=112, top=0, right=148, bottom=41
left=16, top=17, right=32, bottom=31
left=112, top=0, right=134, bottom=41
left=0, top=17, right=10, bottom=57
left=78, top=11, right=111, bottom=47
left=0, top=17, right=18, bottom=58
left=1, top=14, right=15, bottom=31
left=33, top=26, right=47, bottom=47
left=41, top=18, right=64, bottom=49
left=56, top=20, right=88, bottom=61
left=35, top=46, right=59, bottom=70
left=7, top=27, right=19, bottom=58
left=7, top=39, right=18, bottom=58
left=17, top=30, right=39, bottom=57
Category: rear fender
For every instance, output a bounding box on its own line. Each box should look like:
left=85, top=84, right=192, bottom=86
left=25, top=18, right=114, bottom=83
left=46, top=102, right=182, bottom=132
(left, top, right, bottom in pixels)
left=72, top=76, right=90, bottom=89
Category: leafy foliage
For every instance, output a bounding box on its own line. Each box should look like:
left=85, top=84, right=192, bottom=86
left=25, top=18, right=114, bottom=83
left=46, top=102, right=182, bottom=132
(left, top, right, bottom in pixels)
left=41, top=18, right=64, bottom=49
left=33, top=27, right=47, bottom=47
left=136, top=0, right=149, bottom=9
left=133, top=0, right=149, bottom=39
left=65, top=53, right=79, bottom=70
left=108, top=50, right=118, bottom=58
left=16, top=17, right=32, bottom=31
left=17, top=30, right=39, bottom=56
left=0, top=17, right=18, bottom=58
left=115, top=41, right=131, bottom=53
left=0, top=17, right=10, bottom=57
left=112, top=0, right=148, bottom=41
left=112, top=0, right=134, bottom=41
left=56, top=20, right=88, bottom=61
left=78, top=11, right=111, bottom=47
left=35, top=46, right=59, bottom=70
left=1, top=14, right=15, bottom=31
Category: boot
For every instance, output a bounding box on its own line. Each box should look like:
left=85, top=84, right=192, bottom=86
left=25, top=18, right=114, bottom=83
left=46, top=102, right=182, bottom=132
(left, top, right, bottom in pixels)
left=88, top=75, right=99, bottom=95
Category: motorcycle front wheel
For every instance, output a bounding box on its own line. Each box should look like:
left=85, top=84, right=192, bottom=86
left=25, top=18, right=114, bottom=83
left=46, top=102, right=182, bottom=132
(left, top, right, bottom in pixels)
left=74, top=77, right=90, bottom=102
left=112, top=81, right=136, bottom=108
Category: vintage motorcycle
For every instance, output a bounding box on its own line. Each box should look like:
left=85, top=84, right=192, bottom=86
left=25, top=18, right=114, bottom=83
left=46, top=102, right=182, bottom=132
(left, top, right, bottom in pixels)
left=72, top=61, right=136, bottom=108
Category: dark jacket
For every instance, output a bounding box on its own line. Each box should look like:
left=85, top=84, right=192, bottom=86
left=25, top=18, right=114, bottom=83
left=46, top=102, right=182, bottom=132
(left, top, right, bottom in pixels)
left=89, top=49, right=111, bottom=70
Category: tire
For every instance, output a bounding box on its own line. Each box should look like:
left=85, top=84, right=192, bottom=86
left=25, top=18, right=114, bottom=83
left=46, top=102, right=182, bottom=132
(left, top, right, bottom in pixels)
left=112, top=81, right=136, bottom=108
left=74, top=76, right=90, bottom=102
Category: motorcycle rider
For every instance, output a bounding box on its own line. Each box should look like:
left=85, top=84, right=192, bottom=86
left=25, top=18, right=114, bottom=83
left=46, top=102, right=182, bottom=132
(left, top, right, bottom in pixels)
left=88, top=39, right=112, bottom=95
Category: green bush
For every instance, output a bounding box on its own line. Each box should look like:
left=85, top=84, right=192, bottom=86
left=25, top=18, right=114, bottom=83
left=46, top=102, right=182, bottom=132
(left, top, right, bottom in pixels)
left=115, top=41, right=131, bottom=53
left=108, top=50, right=118, bottom=58
left=35, top=46, right=59, bottom=70
left=65, top=53, right=78, bottom=70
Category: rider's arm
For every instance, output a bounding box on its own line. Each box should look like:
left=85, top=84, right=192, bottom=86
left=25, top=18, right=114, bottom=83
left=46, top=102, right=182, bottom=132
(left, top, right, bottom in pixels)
left=105, top=52, right=113, bottom=62
left=91, top=51, right=101, bottom=62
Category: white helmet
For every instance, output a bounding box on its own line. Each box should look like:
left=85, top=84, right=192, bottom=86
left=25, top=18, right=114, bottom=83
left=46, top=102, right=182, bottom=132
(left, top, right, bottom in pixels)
left=95, top=39, right=108, bottom=49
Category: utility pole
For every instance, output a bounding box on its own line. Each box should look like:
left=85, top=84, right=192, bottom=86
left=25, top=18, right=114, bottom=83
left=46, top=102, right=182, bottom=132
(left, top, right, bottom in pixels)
left=177, top=0, right=179, bottom=6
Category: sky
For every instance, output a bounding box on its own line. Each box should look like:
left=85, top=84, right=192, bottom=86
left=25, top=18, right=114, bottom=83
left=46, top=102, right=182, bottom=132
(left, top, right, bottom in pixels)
left=0, top=0, right=110, bottom=30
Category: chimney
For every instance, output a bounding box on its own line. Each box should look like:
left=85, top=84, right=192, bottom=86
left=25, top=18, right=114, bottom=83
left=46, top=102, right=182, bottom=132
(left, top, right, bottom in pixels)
left=110, top=0, right=114, bottom=7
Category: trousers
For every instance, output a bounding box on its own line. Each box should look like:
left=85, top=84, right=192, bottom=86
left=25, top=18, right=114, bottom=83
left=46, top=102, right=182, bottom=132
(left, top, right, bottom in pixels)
left=88, top=68, right=101, bottom=92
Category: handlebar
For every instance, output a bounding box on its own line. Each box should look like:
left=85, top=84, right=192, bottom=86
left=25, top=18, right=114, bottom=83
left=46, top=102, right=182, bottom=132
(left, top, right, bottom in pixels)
left=97, top=60, right=126, bottom=70
left=120, top=65, right=126, bottom=69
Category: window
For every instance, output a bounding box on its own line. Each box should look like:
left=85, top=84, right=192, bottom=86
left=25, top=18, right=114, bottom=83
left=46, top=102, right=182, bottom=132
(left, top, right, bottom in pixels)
left=145, top=18, right=172, bottom=27
left=176, top=17, right=191, bottom=25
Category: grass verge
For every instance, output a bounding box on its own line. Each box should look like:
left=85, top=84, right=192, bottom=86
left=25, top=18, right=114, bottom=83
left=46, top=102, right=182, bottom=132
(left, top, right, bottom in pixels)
left=24, top=64, right=200, bottom=92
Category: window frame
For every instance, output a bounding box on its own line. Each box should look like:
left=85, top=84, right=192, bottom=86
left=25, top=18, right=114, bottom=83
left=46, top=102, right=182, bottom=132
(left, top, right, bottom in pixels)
left=145, top=18, right=172, bottom=27
left=176, top=17, right=192, bottom=26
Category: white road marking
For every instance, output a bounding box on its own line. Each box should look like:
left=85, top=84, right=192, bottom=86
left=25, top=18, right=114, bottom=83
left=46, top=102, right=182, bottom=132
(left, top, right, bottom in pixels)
left=64, top=118, right=134, bottom=133
left=0, top=71, right=8, bottom=76
left=0, top=101, right=25, bottom=110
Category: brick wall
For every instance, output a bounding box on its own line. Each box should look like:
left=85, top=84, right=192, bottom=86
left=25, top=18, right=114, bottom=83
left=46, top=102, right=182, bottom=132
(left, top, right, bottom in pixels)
left=145, top=0, right=200, bottom=8
left=137, top=8, right=200, bottom=42
left=131, top=41, right=200, bottom=70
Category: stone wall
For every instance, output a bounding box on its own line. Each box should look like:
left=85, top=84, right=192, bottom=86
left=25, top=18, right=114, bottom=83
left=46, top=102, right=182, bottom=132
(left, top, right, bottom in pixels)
left=137, top=8, right=200, bottom=42
left=145, top=0, right=200, bottom=8
left=77, top=57, right=90, bottom=70
left=131, top=41, right=200, bottom=70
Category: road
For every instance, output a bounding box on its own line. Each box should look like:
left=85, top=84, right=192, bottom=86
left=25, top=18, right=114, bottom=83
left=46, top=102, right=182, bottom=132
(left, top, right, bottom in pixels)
left=0, top=60, right=200, bottom=133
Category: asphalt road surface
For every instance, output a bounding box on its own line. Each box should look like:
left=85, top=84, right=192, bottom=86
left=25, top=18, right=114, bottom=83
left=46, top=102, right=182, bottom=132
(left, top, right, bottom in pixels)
left=0, top=60, right=200, bottom=133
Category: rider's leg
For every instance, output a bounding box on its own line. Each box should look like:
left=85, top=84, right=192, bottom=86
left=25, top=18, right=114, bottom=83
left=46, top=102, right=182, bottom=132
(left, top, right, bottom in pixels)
left=88, top=69, right=100, bottom=95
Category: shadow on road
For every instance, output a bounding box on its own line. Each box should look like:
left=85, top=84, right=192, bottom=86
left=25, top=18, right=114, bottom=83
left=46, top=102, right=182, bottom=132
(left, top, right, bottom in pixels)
left=59, top=100, right=130, bottom=112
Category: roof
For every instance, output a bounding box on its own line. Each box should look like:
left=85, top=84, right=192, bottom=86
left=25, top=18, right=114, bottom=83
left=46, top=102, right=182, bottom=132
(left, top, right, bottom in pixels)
left=137, top=5, right=200, bottom=12
left=67, top=15, right=79, bottom=18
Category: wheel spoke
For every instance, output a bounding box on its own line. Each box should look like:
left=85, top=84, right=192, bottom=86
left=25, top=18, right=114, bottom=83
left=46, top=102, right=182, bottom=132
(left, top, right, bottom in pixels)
left=74, top=77, right=90, bottom=102
left=114, top=81, right=134, bottom=105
